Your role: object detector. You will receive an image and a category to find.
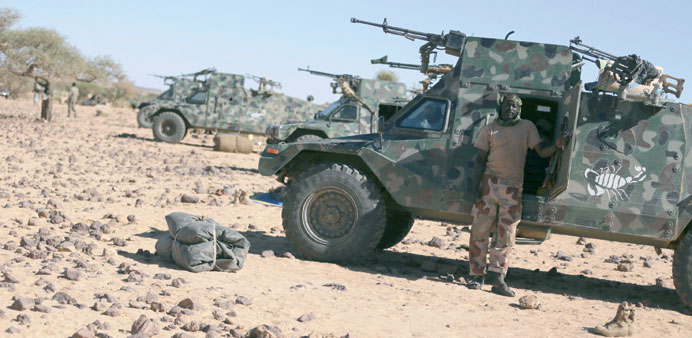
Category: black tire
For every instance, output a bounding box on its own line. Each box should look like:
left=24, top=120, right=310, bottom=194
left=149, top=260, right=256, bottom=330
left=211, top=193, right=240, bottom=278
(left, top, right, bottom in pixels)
left=673, top=229, right=692, bottom=308
left=377, top=211, right=414, bottom=249
left=137, top=109, right=153, bottom=128
left=295, top=134, right=322, bottom=142
left=282, top=163, right=387, bottom=262
left=152, top=112, right=186, bottom=143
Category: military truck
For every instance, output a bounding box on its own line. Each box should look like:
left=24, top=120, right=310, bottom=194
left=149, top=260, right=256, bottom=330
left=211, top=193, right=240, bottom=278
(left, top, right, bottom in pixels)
left=135, top=69, right=209, bottom=128
left=145, top=69, right=320, bottom=143
left=258, top=18, right=692, bottom=307
left=265, top=68, right=408, bottom=143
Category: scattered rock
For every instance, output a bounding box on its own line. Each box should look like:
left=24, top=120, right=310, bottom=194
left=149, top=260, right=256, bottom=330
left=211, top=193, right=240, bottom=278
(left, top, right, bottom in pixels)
left=297, top=312, right=317, bottom=322
left=131, top=314, right=160, bottom=337
left=518, top=295, right=541, bottom=310
left=555, top=251, right=572, bottom=261
left=576, top=237, right=586, bottom=245
left=260, top=250, right=275, bottom=258
left=63, top=268, right=82, bottom=281
left=72, top=328, right=95, bottom=338
left=427, top=236, right=446, bottom=249
left=10, top=298, right=34, bottom=311
left=616, top=263, right=633, bottom=272
left=181, top=194, right=200, bottom=204
left=281, top=252, right=295, bottom=259
left=235, top=296, right=252, bottom=306
left=52, top=292, right=77, bottom=305
left=246, top=325, right=283, bottom=338
left=178, top=298, right=204, bottom=310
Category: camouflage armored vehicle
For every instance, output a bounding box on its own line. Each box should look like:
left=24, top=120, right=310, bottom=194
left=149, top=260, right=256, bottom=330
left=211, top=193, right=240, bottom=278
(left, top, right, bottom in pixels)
left=265, top=68, right=408, bottom=143
left=136, top=69, right=208, bottom=128
left=258, top=18, right=692, bottom=307
left=146, top=69, right=320, bottom=144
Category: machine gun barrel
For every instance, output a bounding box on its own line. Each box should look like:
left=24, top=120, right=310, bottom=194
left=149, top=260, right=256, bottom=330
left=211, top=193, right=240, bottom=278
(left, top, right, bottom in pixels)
left=350, top=17, right=440, bottom=42
left=569, top=36, right=617, bottom=62
left=297, top=67, right=340, bottom=79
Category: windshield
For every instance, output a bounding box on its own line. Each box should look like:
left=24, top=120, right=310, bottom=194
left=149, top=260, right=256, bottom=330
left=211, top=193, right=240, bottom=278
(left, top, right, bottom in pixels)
left=316, top=99, right=346, bottom=119
left=158, top=88, right=173, bottom=100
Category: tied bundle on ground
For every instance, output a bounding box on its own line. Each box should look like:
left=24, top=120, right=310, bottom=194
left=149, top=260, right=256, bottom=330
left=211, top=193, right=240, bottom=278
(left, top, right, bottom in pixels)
left=155, top=212, right=250, bottom=272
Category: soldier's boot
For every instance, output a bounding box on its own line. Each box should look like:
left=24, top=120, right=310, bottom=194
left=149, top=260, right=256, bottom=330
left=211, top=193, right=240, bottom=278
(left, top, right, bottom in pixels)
left=239, top=190, right=251, bottom=205
left=489, top=271, right=515, bottom=297
left=467, top=275, right=484, bottom=290
left=231, top=190, right=241, bottom=204
left=594, top=302, right=635, bottom=337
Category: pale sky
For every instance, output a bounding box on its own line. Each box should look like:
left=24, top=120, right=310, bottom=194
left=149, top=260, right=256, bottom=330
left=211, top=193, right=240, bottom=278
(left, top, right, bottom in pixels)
left=9, top=0, right=692, bottom=104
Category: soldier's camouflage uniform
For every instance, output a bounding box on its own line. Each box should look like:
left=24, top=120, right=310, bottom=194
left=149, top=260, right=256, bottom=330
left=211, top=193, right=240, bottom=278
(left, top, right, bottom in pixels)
left=469, top=174, right=522, bottom=275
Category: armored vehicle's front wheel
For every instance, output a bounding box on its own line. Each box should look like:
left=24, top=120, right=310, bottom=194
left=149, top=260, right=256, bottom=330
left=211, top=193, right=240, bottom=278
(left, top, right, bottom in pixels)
left=282, top=163, right=387, bottom=262
left=137, top=110, right=153, bottom=128
left=377, top=211, right=414, bottom=249
left=673, top=230, right=692, bottom=307
left=153, top=112, right=186, bottom=143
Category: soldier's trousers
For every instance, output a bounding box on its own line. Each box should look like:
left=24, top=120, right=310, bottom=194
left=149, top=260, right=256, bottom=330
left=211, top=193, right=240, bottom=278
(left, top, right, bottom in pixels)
left=468, top=174, right=522, bottom=276
left=67, top=101, right=76, bottom=117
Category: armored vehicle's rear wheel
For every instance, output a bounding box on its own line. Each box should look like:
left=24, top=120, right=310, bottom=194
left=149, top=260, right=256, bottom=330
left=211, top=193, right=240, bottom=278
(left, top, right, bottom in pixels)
left=377, top=211, right=414, bottom=249
left=137, top=109, right=153, bottom=128
left=673, top=229, right=692, bottom=307
left=282, top=163, right=386, bottom=262
left=153, top=112, right=186, bottom=143
left=295, top=134, right=322, bottom=142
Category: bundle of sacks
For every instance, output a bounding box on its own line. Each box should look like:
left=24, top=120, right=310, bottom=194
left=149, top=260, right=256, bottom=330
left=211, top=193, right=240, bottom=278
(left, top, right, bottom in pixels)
left=156, top=212, right=250, bottom=272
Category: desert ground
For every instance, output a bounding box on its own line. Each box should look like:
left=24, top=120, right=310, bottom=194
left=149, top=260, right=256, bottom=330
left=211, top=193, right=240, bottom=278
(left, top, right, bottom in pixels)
left=0, top=99, right=690, bottom=338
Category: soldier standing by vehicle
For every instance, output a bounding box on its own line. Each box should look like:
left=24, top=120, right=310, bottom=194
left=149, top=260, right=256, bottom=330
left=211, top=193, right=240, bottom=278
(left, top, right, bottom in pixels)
left=67, top=82, right=79, bottom=118
left=467, top=94, right=566, bottom=297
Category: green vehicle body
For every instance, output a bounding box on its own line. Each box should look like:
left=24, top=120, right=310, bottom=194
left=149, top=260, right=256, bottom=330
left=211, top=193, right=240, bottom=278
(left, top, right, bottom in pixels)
left=266, top=77, right=408, bottom=142
left=146, top=70, right=321, bottom=143
left=259, top=20, right=692, bottom=306
left=136, top=76, right=201, bottom=128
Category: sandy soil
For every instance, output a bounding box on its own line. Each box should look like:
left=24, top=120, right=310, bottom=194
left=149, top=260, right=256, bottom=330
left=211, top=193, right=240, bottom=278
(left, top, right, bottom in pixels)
left=0, top=99, right=690, bottom=337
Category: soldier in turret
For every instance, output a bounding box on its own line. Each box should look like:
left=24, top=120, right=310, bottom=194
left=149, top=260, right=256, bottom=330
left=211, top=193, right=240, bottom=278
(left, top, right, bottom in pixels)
left=467, top=94, right=567, bottom=297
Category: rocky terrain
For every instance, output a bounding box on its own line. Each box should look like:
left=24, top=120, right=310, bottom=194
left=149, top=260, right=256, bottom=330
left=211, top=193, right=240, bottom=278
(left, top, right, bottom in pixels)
left=0, top=99, right=690, bottom=337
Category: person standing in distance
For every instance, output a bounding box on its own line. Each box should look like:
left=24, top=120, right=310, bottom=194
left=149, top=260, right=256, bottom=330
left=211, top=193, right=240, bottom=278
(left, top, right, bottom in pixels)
left=67, top=82, right=79, bottom=118
left=467, top=93, right=567, bottom=296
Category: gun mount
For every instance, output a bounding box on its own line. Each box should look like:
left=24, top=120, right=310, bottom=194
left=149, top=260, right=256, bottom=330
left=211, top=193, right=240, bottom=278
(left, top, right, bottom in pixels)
left=370, top=55, right=453, bottom=91
left=570, top=37, right=684, bottom=99
left=246, top=74, right=282, bottom=93
left=351, top=17, right=465, bottom=74
left=298, top=67, right=361, bottom=95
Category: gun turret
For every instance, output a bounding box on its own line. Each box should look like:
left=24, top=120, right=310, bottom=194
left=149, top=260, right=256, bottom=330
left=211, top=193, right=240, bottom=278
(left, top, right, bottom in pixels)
left=298, top=67, right=361, bottom=95
left=246, top=74, right=282, bottom=92
left=351, top=18, right=465, bottom=74
left=371, top=55, right=453, bottom=91
left=569, top=37, right=684, bottom=98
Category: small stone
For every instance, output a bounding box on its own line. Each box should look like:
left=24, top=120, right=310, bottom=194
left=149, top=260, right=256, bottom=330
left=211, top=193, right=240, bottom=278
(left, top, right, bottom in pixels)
left=182, top=321, right=201, bottom=332
left=71, top=328, right=95, bottom=338
left=297, top=312, right=317, bottom=322
left=115, top=215, right=128, bottom=224
left=260, top=250, right=275, bottom=258
left=617, top=263, right=633, bottom=272
left=10, top=298, right=35, bottom=311
left=131, top=314, right=160, bottom=336
left=153, top=273, right=171, bottom=280
left=518, top=295, right=541, bottom=310
left=235, top=296, right=252, bottom=306
left=643, top=259, right=653, bottom=268
left=181, top=194, right=200, bottom=204
left=112, top=237, right=127, bottom=247
left=92, top=300, right=109, bottom=311
left=555, top=251, right=572, bottom=261
left=281, top=252, right=295, bottom=259
left=178, top=298, right=204, bottom=310
left=5, top=327, right=20, bottom=334
left=576, top=237, right=586, bottom=245
left=52, top=292, right=76, bottom=305
left=128, top=301, right=147, bottom=309
left=427, top=236, right=446, bottom=248
left=171, top=278, right=186, bottom=288
left=32, top=304, right=51, bottom=313
left=3, top=271, right=19, bottom=283
left=103, top=304, right=121, bottom=317
left=655, top=277, right=665, bottom=287
left=127, top=214, right=136, bottom=223
left=64, top=268, right=82, bottom=281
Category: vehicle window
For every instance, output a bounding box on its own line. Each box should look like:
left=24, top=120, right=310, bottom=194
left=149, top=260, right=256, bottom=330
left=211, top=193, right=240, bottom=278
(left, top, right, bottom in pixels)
left=332, top=105, right=358, bottom=121
left=158, top=88, right=173, bottom=100
left=187, top=91, right=207, bottom=104
left=316, top=101, right=343, bottom=119
left=397, top=99, right=447, bottom=131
